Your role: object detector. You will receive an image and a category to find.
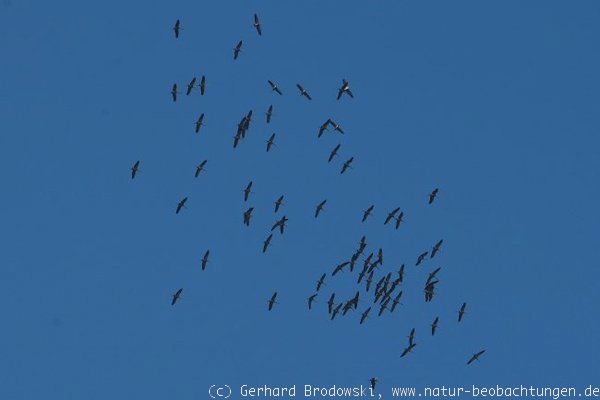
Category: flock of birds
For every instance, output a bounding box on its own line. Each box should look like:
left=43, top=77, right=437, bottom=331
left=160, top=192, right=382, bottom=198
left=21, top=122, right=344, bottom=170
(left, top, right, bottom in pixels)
left=130, top=12, right=486, bottom=378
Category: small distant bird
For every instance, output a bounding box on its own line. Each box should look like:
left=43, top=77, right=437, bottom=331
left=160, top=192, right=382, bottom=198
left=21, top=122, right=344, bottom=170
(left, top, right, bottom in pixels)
left=327, top=293, right=335, bottom=313
left=176, top=197, right=188, bottom=214
left=271, top=215, right=288, bottom=234
left=390, top=291, right=403, bottom=312
left=429, top=188, right=439, bottom=204
left=337, top=79, right=354, bottom=100
left=362, top=205, right=374, bottom=222
left=397, top=264, right=405, bottom=282
left=243, top=207, right=254, bottom=226
left=331, top=303, right=343, bottom=320
left=308, top=293, right=317, bottom=310
left=233, top=40, right=243, bottom=60
left=328, top=144, right=341, bottom=162
left=431, top=317, right=439, bottom=336
left=194, top=160, right=207, bottom=177
left=253, top=14, right=262, bottom=36
left=243, top=181, right=253, bottom=201
left=131, top=160, right=140, bottom=179
left=201, top=250, right=210, bottom=270
left=171, top=84, right=178, bottom=102
left=199, top=75, right=206, bottom=95
left=431, top=239, right=444, bottom=258
left=316, top=273, right=326, bottom=291
left=173, top=19, right=181, bottom=38
left=384, top=207, right=400, bottom=225
left=186, top=77, right=196, bottom=95
left=171, top=288, right=183, bottom=305
left=415, top=251, right=428, bottom=266
left=318, top=120, right=330, bottom=138
left=370, top=377, right=377, bottom=390
left=268, top=80, right=282, bottom=95
left=266, top=105, right=273, bottom=123
left=267, top=292, right=278, bottom=311
left=263, top=234, right=273, bottom=253
left=266, top=133, right=276, bottom=152
left=315, top=199, right=327, bottom=218
left=426, top=267, right=441, bottom=285
left=360, top=307, right=371, bottom=324
left=274, top=195, right=284, bottom=213
left=467, top=350, right=486, bottom=365
left=195, top=113, right=205, bottom=134
left=394, top=212, right=404, bottom=230
left=296, top=84, right=312, bottom=100
left=458, top=302, right=467, bottom=322
left=408, top=328, right=416, bottom=345
left=340, top=157, right=354, bottom=174
left=401, top=343, right=416, bottom=358
left=332, top=261, right=349, bottom=276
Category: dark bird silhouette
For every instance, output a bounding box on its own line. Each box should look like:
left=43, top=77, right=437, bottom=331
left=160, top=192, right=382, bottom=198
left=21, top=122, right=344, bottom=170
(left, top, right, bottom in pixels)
left=362, top=205, right=374, bottom=222
left=271, top=215, right=288, bottom=234
left=253, top=14, right=262, bottom=36
left=360, top=307, right=371, bottom=324
left=394, top=212, right=404, bottom=230
left=315, top=199, right=327, bottom=218
left=369, top=377, right=377, bottom=390
left=263, top=234, right=273, bottom=253
left=173, top=19, right=181, bottom=38
left=390, top=291, right=403, bottom=312
left=426, top=267, right=441, bottom=285
left=243, top=207, right=254, bottom=226
left=186, top=77, right=196, bottom=95
left=431, top=239, right=444, bottom=258
left=467, top=350, right=486, bottom=365
left=201, top=250, right=210, bottom=270
left=331, top=303, right=343, bottom=320
left=415, top=251, right=428, bottom=266
left=397, top=264, right=405, bottom=282
left=266, top=105, right=273, bottom=123
left=408, top=328, right=416, bottom=345
left=384, top=207, right=400, bottom=225
left=401, top=343, right=417, bottom=358
left=233, top=40, right=243, bottom=60
left=199, top=75, right=206, bottom=95
left=429, top=188, right=439, bottom=204
left=296, top=84, right=312, bottom=100
left=332, top=261, right=349, bottom=276
left=171, top=84, right=178, bottom=102
left=340, top=157, right=354, bottom=174
left=431, top=317, right=439, bottom=336
left=267, top=292, right=278, bottom=311
left=327, top=293, right=335, bottom=314
left=337, top=79, right=354, bottom=100
left=176, top=197, right=188, bottom=214
left=243, top=181, right=253, bottom=201
left=194, top=160, right=207, bottom=177
left=328, top=144, right=341, bottom=162
left=131, top=160, right=140, bottom=179
left=268, top=80, right=282, bottom=95
left=274, top=195, right=284, bottom=213
left=195, top=113, right=205, bottom=134
left=318, top=120, right=330, bottom=138
left=266, top=133, right=276, bottom=152
left=458, top=302, right=467, bottom=322
left=366, top=271, right=374, bottom=292
left=424, top=280, right=438, bottom=302
left=171, top=288, right=183, bottom=305
left=316, top=273, right=326, bottom=292
left=308, top=293, right=317, bottom=310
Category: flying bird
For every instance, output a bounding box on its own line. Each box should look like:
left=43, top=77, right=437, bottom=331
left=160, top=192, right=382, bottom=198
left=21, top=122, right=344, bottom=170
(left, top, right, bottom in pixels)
left=408, top=328, right=416, bottom=345
left=340, top=157, right=354, bottom=174
left=332, top=261, right=349, bottom=276
left=316, top=273, right=326, bottom=291
left=394, top=212, right=404, bottom=230
left=233, top=40, right=243, bottom=60
left=308, top=293, right=317, bottom=310
left=267, top=292, right=278, bottom=311
left=171, top=84, right=178, bottom=102
left=131, top=160, right=140, bottom=179
left=243, top=181, right=253, bottom=201
left=401, top=343, right=416, bottom=358
left=271, top=215, right=288, bottom=234
left=458, top=302, right=467, bottom=322
left=199, top=75, right=206, bottom=95
left=318, top=120, right=330, bottom=138
left=467, top=350, right=486, bottom=365
left=327, top=293, right=335, bottom=313
left=426, top=267, right=441, bottom=285
left=328, top=144, right=341, bottom=162
left=296, top=84, right=312, bottom=100
left=253, top=14, right=262, bottom=36
left=176, top=197, right=188, bottom=214
left=431, top=239, right=444, bottom=258
left=186, top=77, right=196, bottom=95
left=337, top=79, right=354, bottom=100
left=315, top=199, right=327, bottom=218
left=431, top=317, right=439, bottom=336
left=415, top=251, right=428, bottom=266
left=370, top=377, right=377, bottom=390
left=360, top=307, right=371, bottom=324
left=266, top=133, right=276, bottom=152
left=173, top=19, right=181, bottom=38
left=429, top=188, right=439, bottom=204
left=195, top=113, right=205, bottom=134
left=171, top=288, right=183, bottom=305
left=194, top=160, right=207, bottom=177
left=243, top=207, right=254, bottom=226
left=263, top=234, right=273, bottom=253
left=362, top=205, right=374, bottom=222
left=390, top=291, right=403, bottom=312
left=331, top=303, right=343, bottom=320
left=266, top=105, right=273, bottom=123
left=384, top=207, right=400, bottom=225
left=397, top=264, right=405, bottom=282
left=201, top=250, right=210, bottom=270
left=274, top=195, right=284, bottom=213
left=268, top=80, right=282, bottom=95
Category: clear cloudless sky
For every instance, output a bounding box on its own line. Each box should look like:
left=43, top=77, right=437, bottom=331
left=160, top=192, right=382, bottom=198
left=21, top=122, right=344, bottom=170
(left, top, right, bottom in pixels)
left=1, top=1, right=600, bottom=399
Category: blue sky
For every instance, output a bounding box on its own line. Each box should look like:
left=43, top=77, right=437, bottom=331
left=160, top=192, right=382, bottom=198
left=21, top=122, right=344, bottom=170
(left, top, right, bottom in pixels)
left=1, top=1, right=600, bottom=399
